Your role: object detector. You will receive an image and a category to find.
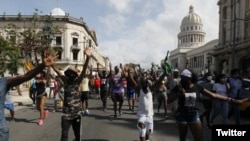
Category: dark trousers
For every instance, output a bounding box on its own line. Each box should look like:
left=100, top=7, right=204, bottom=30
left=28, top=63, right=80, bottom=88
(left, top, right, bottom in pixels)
left=61, top=115, right=81, bottom=141
left=29, top=87, right=36, bottom=104
left=100, top=88, right=108, bottom=108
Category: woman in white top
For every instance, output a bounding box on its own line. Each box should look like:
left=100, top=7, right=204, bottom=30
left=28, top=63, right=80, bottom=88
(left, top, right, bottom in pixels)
left=137, top=71, right=166, bottom=141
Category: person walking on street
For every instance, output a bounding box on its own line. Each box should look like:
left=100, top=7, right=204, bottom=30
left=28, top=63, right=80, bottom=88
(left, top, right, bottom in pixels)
left=198, top=72, right=213, bottom=128
left=167, top=69, right=180, bottom=117
left=208, top=73, right=230, bottom=125
left=4, top=91, right=15, bottom=121
left=16, top=85, right=22, bottom=96
left=51, top=47, right=91, bottom=141
left=97, top=63, right=111, bottom=111
left=94, top=75, right=101, bottom=99
left=35, top=70, right=49, bottom=126
left=53, top=76, right=64, bottom=112
left=125, top=64, right=138, bottom=112
left=157, top=80, right=169, bottom=119
left=80, top=66, right=92, bottom=115
left=167, top=66, right=242, bottom=141
left=110, top=64, right=125, bottom=118
left=227, top=69, right=243, bottom=124
left=0, top=49, right=57, bottom=141
left=137, top=68, right=167, bottom=141
left=29, top=77, right=37, bottom=107
left=48, top=78, right=56, bottom=99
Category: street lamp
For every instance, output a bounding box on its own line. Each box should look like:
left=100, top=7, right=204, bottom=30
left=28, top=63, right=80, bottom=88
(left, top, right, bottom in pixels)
left=206, top=56, right=211, bottom=73
left=231, top=0, right=237, bottom=70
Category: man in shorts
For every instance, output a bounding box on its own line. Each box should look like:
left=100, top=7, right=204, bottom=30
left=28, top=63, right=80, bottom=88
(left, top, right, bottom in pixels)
left=110, top=64, right=125, bottom=118
left=4, top=91, right=15, bottom=121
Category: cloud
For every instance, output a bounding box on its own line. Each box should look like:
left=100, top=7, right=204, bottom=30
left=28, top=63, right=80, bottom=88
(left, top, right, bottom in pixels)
left=99, top=14, right=126, bottom=35
left=107, top=0, right=138, bottom=14
left=0, top=0, right=219, bottom=70
left=98, top=0, right=219, bottom=69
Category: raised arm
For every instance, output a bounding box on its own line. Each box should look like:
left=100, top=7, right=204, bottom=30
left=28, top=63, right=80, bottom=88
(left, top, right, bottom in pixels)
left=78, top=47, right=92, bottom=82
left=88, top=65, right=93, bottom=78
left=119, top=63, right=125, bottom=77
left=51, top=65, right=61, bottom=76
left=7, top=49, right=58, bottom=89
left=151, top=72, right=166, bottom=90
left=97, top=63, right=102, bottom=78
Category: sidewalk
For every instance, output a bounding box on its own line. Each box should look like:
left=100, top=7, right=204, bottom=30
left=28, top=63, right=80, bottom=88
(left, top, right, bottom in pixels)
left=9, top=86, right=31, bottom=106
left=9, top=86, right=51, bottom=106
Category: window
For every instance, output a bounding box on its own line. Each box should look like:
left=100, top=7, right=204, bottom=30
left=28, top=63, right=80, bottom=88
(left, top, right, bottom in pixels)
left=72, top=50, right=79, bottom=60
left=58, top=52, right=62, bottom=60
left=56, top=36, right=62, bottom=45
left=72, top=37, right=78, bottom=45
left=222, top=6, right=227, bottom=20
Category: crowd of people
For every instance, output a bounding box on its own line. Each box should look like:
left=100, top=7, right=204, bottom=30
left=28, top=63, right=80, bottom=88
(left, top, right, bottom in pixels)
left=2, top=47, right=250, bottom=141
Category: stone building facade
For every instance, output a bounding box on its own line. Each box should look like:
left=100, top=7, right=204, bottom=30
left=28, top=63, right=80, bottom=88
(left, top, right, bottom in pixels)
left=0, top=8, right=108, bottom=75
left=214, top=0, right=250, bottom=76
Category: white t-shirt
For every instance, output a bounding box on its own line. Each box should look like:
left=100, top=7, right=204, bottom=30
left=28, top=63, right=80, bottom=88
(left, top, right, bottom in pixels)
left=50, top=79, right=55, bottom=88
left=81, top=78, right=90, bottom=91
left=5, top=92, right=13, bottom=104
left=137, top=88, right=154, bottom=117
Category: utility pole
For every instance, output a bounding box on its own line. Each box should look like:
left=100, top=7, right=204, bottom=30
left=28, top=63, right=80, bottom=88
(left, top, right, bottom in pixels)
left=231, top=0, right=237, bottom=70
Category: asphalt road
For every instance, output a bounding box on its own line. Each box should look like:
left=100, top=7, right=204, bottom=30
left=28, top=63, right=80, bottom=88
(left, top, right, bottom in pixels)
left=6, top=95, right=250, bottom=141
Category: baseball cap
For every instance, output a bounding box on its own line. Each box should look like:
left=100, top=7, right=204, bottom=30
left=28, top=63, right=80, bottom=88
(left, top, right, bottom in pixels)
left=181, top=69, right=192, bottom=78
left=64, top=67, right=78, bottom=77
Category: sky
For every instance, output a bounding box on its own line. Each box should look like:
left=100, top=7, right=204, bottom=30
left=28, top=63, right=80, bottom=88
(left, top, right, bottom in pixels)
left=0, top=0, right=219, bottom=69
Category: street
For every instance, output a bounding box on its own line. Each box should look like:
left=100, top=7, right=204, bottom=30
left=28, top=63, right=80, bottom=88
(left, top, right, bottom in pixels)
left=5, top=95, right=219, bottom=141
left=6, top=87, right=250, bottom=141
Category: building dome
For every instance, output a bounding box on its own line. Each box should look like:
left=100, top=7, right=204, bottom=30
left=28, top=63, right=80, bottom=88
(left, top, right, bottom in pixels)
left=51, top=8, right=65, bottom=16
left=181, top=5, right=202, bottom=26
left=177, top=5, right=206, bottom=48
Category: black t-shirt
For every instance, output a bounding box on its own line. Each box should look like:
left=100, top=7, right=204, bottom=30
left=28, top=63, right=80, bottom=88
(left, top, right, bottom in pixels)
left=100, top=76, right=109, bottom=89
left=126, top=75, right=137, bottom=88
left=35, top=81, right=46, bottom=96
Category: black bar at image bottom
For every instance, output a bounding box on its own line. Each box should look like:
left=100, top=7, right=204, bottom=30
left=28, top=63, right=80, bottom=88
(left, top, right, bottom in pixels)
left=212, top=125, right=250, bottom=140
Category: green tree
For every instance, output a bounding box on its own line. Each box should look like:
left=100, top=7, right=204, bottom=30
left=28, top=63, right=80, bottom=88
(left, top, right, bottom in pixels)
left=0, top=36, right=20, bottom=76
left=2, top=9, right=61, bottom=80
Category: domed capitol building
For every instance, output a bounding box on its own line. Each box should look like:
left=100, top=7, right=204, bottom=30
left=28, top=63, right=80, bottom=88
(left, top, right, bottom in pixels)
left=169, top=5, right=217, bottom=75
left=169, top=1, right=250, bottom=77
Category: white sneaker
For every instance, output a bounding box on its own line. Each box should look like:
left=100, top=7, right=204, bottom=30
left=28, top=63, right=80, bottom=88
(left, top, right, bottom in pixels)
left=85, top=109, right=89, bottom=115
left=81, top=111, right=85, bottom=116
